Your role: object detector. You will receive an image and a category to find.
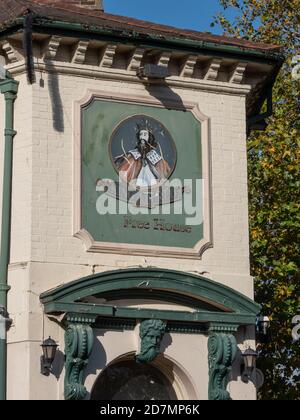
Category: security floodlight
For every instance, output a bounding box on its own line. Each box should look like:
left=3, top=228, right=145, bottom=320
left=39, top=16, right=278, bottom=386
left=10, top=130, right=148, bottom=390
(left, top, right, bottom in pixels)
left=137, top=64, right=171, bottom=80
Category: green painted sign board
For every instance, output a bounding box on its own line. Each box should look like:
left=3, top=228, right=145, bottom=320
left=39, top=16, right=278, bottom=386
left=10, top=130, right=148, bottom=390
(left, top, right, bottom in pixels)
left=81, top=99, right=204, bottom=249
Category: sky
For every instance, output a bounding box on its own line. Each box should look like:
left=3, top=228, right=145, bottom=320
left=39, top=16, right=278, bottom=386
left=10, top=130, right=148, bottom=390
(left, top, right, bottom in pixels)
left=104, top=0, right=238, bottom=35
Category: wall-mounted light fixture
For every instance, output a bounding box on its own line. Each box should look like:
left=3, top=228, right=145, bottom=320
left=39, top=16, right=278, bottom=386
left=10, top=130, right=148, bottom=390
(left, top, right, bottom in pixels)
left=257, top=315, right=270, bottom=336
left=241, top=347, right=258, bottom=383
left=40, top=337, right=58, bottom=376
left=137, top=64, right=171, bottom=80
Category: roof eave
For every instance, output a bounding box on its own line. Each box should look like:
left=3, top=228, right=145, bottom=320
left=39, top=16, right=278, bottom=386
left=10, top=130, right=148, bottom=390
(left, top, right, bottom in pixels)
left=37, top=17, right=285, bottom=64
left=0, top=14, right=285, bottom=65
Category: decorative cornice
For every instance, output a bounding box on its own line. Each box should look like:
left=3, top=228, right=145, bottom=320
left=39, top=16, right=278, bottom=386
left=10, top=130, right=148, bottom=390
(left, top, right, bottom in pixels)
left=2, top=41, right=21, bottom=63
left=180, top=55, right=198, bottom=78
left=167, top=322, right=208, bottom=335
left=48, top=313, right=241, bottom=336
left=204, top=59, right=222, bottom=81
left=72, top=40, right=89, bottom=65
left=95, top=317, right=136, bottom=331
left=1, top=33, right=255, bottom=96
left=44, top=36, right=61, bottom=60
left=209, top=323, right=239, bottom=334
left=94, top=318, right=209, bottom=334
left=158, top=51, right=172, bottom=68
left=64, top=313, right=97, bottom=326
left=127, top=47, right=145, bottom=72
left=7, top=59, right=251, bottom=95
left=229, top=62, right=248, bottom=84
left=100, top=44, right=117, bottom=68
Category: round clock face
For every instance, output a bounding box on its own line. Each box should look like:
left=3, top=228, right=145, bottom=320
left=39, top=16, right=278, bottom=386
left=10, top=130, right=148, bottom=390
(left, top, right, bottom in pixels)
left=110, top=115, right=177, bottom=188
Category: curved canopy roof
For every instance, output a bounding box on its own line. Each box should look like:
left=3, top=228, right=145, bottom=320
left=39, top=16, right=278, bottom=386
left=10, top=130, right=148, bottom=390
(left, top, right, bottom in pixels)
left=40, top=268, right=261, bottom=328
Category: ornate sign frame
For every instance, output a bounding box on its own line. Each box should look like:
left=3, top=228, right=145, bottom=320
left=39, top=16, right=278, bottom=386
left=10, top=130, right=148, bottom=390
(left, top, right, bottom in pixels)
left=73, top=89, right=213, bottom=259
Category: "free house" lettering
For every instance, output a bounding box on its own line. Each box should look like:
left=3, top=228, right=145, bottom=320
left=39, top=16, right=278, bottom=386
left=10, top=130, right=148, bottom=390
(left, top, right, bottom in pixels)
left=123, top=217, right=192, bottom=234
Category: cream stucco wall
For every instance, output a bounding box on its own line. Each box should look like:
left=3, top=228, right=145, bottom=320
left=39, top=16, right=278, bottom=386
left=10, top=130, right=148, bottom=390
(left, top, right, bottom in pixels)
left=5, top=66, right=255, bottom=400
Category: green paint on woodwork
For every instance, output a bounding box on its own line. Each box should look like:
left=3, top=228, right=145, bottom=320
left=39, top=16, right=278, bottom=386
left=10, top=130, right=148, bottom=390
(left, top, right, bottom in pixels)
left=0, top=77, right=18, bottom=402
left=64, top=323, right=94, bottom=400
left=81, top=99, right=203, bottom=249
left=208, top=333, right=237, bottom=400
left=91, top=289, right=224, bottom=312
left=40, top=268, right=261, bottom=325
left=42, top=301, right=257, bottom=325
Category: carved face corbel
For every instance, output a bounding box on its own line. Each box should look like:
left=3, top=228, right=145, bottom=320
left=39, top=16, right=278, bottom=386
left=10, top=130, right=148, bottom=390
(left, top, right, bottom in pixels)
left=136, top=319, right=167, bottom=364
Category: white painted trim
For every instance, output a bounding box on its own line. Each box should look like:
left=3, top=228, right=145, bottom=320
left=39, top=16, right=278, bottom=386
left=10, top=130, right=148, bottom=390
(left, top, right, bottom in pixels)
left=73, top=88, right=213, bottom=259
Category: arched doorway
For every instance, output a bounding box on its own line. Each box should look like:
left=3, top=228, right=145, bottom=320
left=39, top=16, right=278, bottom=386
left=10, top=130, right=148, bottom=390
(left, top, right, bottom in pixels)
left=90, top=359, right=177, bottom=401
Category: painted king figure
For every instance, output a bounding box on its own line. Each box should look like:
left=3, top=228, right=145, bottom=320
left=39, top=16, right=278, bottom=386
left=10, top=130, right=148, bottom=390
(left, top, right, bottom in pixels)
left=114, top=123, right=171, bottom=188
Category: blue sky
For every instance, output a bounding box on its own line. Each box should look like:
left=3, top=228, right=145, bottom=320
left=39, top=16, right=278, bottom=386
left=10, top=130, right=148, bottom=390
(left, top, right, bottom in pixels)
left=104, top=0, right=238, bottom=35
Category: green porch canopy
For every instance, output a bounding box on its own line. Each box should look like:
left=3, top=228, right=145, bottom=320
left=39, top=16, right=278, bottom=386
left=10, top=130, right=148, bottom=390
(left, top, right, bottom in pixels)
left=40, top=268, right=260, bottom=330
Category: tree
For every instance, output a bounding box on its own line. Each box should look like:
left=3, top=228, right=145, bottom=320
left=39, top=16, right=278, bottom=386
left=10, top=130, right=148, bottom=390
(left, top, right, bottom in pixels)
left=213, top=0, right=300, bottom=400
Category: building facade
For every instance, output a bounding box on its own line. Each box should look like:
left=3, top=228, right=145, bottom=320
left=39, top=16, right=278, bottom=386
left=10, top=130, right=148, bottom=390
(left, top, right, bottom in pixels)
left=0, top=0, right=283, bottom=400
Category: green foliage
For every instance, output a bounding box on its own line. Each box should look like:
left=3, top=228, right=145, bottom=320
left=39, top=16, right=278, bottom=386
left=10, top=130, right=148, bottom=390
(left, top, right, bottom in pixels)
left=214, top=0, right=300, bottom=400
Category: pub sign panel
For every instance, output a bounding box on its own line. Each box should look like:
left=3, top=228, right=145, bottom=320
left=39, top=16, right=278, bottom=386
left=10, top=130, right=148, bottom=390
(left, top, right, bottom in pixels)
left=74, top=91, right=212, bottom=258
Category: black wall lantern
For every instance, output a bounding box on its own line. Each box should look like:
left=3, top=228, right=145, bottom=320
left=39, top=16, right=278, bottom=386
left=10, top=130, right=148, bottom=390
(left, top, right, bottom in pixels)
left=41, top=337, right=58, bottom=376
left=241, top=347, right=258, bottom=383
left=256, top=315, right=271, bottom=344
left=257, top=315, right=270, bottom=336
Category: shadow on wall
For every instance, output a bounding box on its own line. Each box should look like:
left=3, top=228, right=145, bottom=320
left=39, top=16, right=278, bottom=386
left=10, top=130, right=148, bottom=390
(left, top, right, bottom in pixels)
left=41, top=70, right=183, bottom=133
left=84, top=334, right=108, bottom=400
left=161, top=333, right=173, bottom=354
left=51, top=349, right=65, bottom=380
left=143, top=81, right=187, bottom=111
left=84, top=333, right=108, bottom=378
left=43, top=62, right=65, bottom=133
